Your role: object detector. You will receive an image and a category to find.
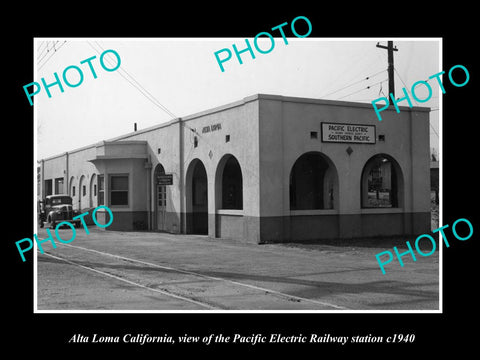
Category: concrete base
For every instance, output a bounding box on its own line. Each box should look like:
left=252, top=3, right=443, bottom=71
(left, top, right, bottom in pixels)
left=98, top=211, right=148, bottom=231
left=153, top=211, right=181, bottom=234
left=259, top=212, right=431, bottom=243
left=211, top=212, right=430, bottom=244
left=102, top=209, right=431, bottom=245
left=213, top=214, right=260, bottom=244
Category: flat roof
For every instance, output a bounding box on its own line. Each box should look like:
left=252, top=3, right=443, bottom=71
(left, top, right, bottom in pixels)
left=39, top=94, right=430, bottom=162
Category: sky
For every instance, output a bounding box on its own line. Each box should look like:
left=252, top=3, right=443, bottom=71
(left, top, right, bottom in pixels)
left=34, top=38, right=440, bottom=160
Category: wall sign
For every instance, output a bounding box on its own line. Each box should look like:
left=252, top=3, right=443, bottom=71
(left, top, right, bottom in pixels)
left=157, top=174, right=173, bottom=185
left=321, top=122, right=376, bottom=144
left=202, top=123, right=222, bottom=134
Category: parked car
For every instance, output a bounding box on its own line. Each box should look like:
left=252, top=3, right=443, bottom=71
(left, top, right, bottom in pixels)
left=38, top=194, right=81, bottom=229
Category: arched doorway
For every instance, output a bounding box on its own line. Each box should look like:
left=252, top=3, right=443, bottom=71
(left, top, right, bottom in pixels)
left=289, top=152, right=338, bottom=210
left=186, top=159, right=208, bottom=235
left=154, top=163, right=167, bottom=231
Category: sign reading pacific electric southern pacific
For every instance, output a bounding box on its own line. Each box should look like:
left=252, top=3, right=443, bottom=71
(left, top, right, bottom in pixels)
left=321, top=122, right=376, bottom=144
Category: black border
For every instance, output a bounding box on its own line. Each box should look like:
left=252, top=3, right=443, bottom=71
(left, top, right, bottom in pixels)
left=6, top=4, right=478, bottom=356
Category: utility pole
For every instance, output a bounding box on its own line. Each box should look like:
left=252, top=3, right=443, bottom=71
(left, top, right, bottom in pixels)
left=376, top=41, right=398, bottom=98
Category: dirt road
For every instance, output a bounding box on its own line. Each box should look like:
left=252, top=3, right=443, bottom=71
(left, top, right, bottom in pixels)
left=36, top=228, right=439, bottom=311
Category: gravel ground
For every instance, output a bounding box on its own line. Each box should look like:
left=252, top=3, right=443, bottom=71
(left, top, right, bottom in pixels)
left=36, top=226, right=440, bottom=311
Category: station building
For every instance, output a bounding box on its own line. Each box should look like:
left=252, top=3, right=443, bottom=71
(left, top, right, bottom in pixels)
left=37, top=94, right=431, bottom=243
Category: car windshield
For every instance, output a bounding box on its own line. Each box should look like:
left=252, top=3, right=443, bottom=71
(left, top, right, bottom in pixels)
left=50, top=197, right=72, bottom=205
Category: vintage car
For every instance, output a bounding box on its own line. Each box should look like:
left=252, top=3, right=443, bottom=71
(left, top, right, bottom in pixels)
left=38, top=194, right=81, bottom=229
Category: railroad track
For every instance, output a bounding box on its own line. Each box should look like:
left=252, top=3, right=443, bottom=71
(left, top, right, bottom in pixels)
left=38, top=243, right=348, bottom=311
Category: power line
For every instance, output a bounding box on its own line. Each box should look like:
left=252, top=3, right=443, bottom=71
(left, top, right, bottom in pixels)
left=87, top=41, right=177, bottom=120
left=37, top=43, right=53, bottom=63
left=320, top=69, right=387, bottom=99
left=38, top=41, right=67, bottom=71
left=37, top=41, right=50, bottom=59
left=37, top=41, right=60, bottom=62
left=37, top=41, right=48, bottom=56
left=393, top=67, right=409, bottom=95
left=394, top=67, right=439, bottom=138
left=319, top=46, right=373, bottom=97
left=336, top=78, right=388, bottom=100
left=94, top=41, right=177, bottom=119
left=429, top=118, right=439, bottom=136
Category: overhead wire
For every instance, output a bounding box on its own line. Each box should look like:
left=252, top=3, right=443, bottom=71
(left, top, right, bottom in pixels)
left=37, top=41, right=51, bottom=57
left=319, top=46, right=373, bottom=97
left=38, top=40, right=438, bottom=177
left=37, top=42, right=53, bottom=63
left=38, top=41, right=67, bottom=71
left=336, top=78, right=388, bottom=100
left=86, top=41, right=177, bottom=120
left=93, top=41, right=177, bottom=119
left=37, top=41, right=60, bottom=62
left=37, top=41, right=48, bottom=56
left=320, top=69, right=387, bottom=99
left=394, top=67, right=440, bottom=138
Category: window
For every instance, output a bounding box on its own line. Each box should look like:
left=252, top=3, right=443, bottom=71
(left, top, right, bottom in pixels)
left=82, top=185, right=86, bottom=196
left=72, top=186, right=76, bottom=197
left=221, top=156, right=243, bottom=210
left=94, top=184, right=97, bottom=196
left=45, top=179, right=53, bottom=196
left=98, top=175, right=104, bottom=205
left=225, top=134, right=230, bottom=143
left=110, top=175, right=128, bottom=206
left=310, top=131, right=318, bottom=139
left=194, top=136, right=198, bottom=148
left=361, top=155, right=400, bottom=208
left=50, top=196, right=72, bottom=205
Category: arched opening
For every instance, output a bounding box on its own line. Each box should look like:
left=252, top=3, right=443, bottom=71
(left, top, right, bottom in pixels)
left=216, top=154, right=243, bottom=210
left=89, top=174, right=97, bottom=208
left=186, top=159, right=208, bottom=235
left=361, top=154, right=403, bottom=208
left=289, top=152, right=338, bottom=210
left=153, top=163, right=167, bottom=231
